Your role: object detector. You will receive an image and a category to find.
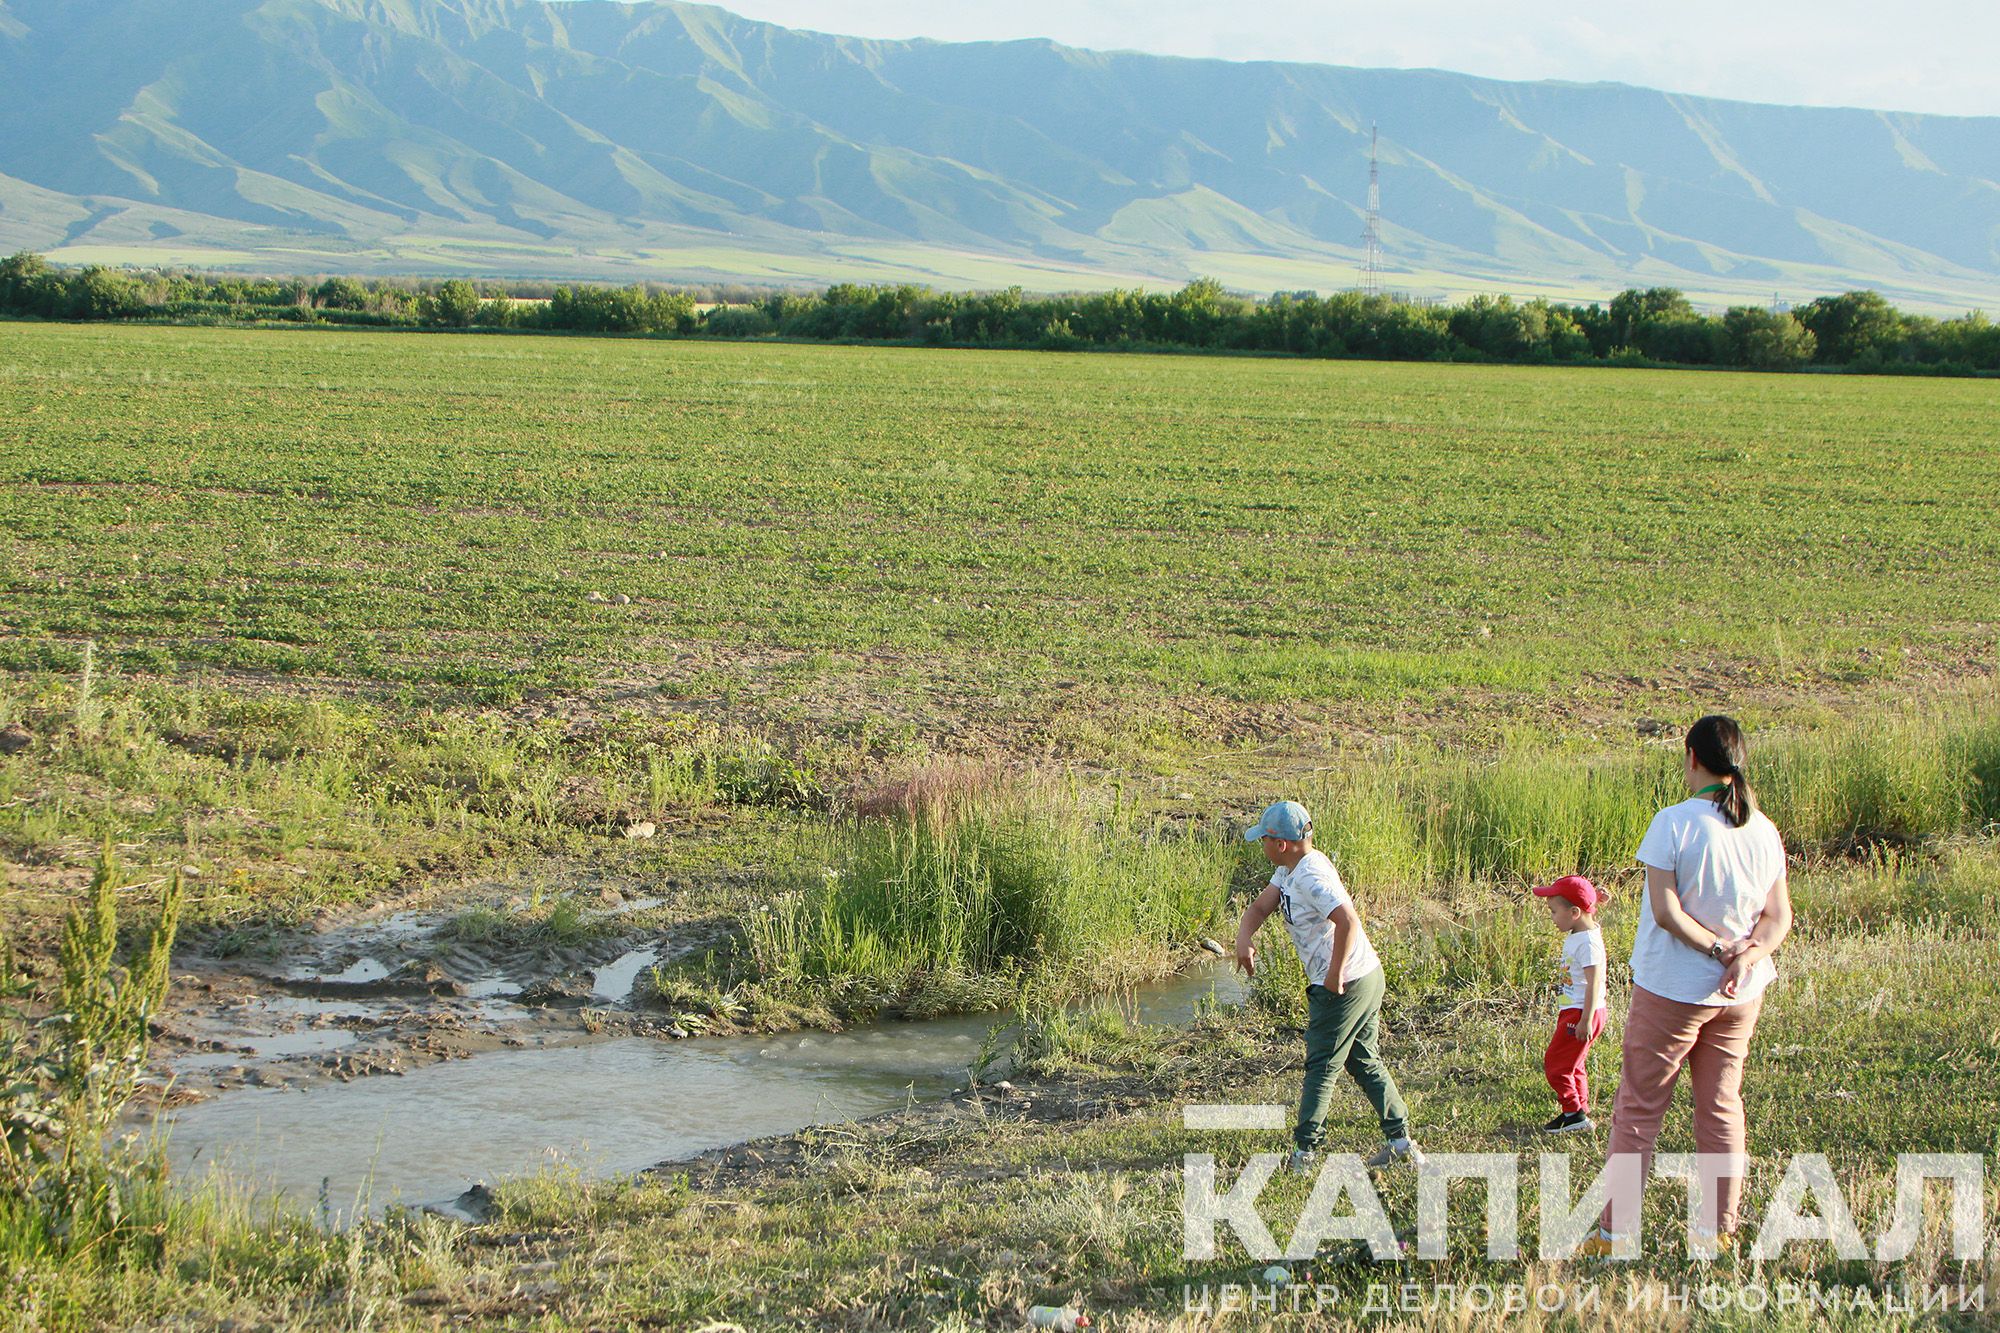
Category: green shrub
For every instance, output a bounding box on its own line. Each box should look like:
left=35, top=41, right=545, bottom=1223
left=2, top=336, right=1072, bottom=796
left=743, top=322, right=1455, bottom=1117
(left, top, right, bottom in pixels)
left=1, top=848, right=182, bottom=1268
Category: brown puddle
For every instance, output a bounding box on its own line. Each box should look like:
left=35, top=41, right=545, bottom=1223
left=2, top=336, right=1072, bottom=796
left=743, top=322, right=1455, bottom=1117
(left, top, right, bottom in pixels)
left=159, top=957, right=1245, bottom=1219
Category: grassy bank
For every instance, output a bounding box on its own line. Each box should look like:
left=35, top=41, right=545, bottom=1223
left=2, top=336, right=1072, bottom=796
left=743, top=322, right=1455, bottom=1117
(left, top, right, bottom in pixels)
left=6, top=664, right=1995, bottom=996
left=4, top=688, right=1996, bottom=1326
left=0, top=669, right=823, bottom=961
left=6, top=839, right=1993, bottom=1330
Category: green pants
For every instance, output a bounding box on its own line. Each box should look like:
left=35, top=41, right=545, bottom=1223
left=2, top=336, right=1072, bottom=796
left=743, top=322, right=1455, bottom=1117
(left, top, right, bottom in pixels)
left=1295, top=966, right=1409, bottom=1151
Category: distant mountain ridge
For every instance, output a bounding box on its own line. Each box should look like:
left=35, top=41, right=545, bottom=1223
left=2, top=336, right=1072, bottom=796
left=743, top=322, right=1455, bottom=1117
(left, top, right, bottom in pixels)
left=2, top=0, right=1998, bottom=306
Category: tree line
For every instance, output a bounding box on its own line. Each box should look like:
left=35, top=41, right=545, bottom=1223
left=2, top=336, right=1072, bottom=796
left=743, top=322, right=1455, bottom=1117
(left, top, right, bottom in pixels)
left=3, top=251, right=1996, bottom=374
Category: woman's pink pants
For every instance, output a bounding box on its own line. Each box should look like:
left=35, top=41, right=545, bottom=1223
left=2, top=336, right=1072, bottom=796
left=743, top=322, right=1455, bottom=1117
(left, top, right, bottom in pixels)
left=1601, top=984, right=1764, bottom=1234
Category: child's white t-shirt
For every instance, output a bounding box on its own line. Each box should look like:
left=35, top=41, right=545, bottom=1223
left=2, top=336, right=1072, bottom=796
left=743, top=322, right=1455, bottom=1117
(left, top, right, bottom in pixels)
left=1558, top=927, right=1607, bottom=1012
left=1632, top=796, right=1785, bottom=1006
left=1273, top=850, right=1381, bottom=989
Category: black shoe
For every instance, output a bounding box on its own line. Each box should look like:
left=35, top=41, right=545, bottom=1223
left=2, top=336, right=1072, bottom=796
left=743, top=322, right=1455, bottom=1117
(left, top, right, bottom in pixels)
left=1541, top=1111, right=1594, bottom=1134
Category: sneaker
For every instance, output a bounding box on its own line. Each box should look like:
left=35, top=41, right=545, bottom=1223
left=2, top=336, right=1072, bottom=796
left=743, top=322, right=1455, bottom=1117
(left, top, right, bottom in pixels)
left=1576, top=1232, right=1619, bottom=1260
left=1286, top=1148, right=1318, bottom=1176
left=1541, top=1111, right=1595, bottom=1135
left=1363, top=1138, right=1426, bottom=1169
left=1690, top=1227, right=1739, bottom=1262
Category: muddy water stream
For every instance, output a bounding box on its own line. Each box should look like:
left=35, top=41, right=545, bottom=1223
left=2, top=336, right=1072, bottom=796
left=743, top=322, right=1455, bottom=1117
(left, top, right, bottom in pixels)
left=164, top=964, right=1246, bottom=1216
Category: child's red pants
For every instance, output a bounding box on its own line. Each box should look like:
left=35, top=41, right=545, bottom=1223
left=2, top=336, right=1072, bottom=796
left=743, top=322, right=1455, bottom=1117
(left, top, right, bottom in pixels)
left=1544, top=1007, right=1608, bottom=1113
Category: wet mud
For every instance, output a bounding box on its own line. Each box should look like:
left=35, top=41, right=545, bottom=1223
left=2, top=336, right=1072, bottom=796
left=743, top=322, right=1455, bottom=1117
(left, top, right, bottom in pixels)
left=144, top=892, right=717, bottom=1104
left=142, top=886, right=1245, bottom=1216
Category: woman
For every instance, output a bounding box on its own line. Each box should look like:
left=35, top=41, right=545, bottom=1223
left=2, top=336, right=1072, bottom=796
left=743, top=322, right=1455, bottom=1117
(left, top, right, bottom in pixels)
left=1584, top=715, right=1792, bottom=1255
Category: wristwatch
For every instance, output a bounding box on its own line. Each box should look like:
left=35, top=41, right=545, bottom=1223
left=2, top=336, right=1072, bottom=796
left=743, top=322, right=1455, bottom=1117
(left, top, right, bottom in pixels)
left=1707, top=940, right=1727, bottom=960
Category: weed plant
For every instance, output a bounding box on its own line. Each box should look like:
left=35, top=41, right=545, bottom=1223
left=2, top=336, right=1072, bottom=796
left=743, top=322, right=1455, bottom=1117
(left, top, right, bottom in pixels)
left=0, top=848, right=181, bottom=1270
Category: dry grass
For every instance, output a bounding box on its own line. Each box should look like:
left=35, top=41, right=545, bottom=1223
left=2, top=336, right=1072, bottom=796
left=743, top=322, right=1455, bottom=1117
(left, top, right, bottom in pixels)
left=848, top=756, right=1013, bottom=830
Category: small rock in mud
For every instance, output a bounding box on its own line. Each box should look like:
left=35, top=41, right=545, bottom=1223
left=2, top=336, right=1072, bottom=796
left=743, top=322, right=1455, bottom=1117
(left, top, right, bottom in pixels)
left=456, top=1183, right=495, bottom=1220
left=0, top=723, right=29, bottom=755
left=401, top=960, right=456, bottom=987
left=517, top=977, right=592, bottom=1007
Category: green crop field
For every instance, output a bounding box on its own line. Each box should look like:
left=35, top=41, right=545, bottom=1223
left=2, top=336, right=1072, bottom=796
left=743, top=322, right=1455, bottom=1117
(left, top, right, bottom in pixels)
left=3, top=322, right=1996, bottom=757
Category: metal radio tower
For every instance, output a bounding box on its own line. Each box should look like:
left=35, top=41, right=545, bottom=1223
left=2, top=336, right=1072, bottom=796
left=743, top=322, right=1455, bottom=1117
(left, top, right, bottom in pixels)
left=1361, top=124, right=1383, bottom=298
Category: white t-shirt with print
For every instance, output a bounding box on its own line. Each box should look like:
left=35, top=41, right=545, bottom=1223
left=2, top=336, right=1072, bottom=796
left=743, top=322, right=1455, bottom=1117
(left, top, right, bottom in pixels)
left=1632, top=796, right=1786, bottom=1006
left=1273, top=849, right=1381, bottom=990
left=1558, top=927, right=1608, bottom=1012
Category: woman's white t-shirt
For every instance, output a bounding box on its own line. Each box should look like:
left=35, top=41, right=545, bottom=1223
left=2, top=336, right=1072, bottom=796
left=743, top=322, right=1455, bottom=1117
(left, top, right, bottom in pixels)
left=1273, top=850, right=1382, bottom=989
left=1632, top=796, right=1786, bottom=1006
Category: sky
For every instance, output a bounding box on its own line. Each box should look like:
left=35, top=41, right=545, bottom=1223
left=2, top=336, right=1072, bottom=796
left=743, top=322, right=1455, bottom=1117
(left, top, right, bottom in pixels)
left=675, top=1, right=2000, bottom=118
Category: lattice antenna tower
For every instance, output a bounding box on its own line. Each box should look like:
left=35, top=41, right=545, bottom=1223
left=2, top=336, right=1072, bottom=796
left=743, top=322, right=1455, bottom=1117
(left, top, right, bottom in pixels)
left=1361, top=123, right=1383, bottom=298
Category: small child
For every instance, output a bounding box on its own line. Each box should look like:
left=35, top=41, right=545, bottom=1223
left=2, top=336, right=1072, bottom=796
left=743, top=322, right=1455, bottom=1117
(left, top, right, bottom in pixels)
left=1233, top=800, right=1424, bottom=1173
left=1534, top=874, right=1608, bottom=1133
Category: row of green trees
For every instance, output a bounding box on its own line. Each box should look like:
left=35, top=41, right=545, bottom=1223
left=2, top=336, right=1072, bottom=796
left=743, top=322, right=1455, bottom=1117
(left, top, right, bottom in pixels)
left=4, top=251, right=1996, bottom=373
left=0, top=256, right=697, bottom=336
left=760, top=279, right=1997, bottom=372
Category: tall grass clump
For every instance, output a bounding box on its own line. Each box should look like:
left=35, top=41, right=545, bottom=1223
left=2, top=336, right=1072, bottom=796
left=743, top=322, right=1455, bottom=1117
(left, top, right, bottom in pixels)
left=1753, top=698, right=2000, bottom=848
left=748, top=774, right=1233, bottom=1013
left=1300, top=687, right=2000, bottom=901
left=1301, top=744, right=1676, bottom=899
left=1, top=847, right=182, bottom=1270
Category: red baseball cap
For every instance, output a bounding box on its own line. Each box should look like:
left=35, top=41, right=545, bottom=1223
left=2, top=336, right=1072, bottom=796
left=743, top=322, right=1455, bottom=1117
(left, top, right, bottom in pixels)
left=1533, top=874, right=1602, bottom=911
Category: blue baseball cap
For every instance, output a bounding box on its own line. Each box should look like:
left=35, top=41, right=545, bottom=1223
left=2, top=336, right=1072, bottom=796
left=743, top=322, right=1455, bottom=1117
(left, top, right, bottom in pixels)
left=1244, top=800, right=1312, bottom=842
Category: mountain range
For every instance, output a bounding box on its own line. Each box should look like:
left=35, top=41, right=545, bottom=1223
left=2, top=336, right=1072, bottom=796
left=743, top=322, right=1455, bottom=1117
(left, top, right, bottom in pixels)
left=3, top=0, right=1998, bottom=307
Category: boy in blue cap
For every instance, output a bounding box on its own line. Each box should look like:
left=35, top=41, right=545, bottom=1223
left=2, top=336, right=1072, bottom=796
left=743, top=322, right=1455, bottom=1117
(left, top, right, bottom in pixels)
left=1233, top=800, right=1424, bottom=1173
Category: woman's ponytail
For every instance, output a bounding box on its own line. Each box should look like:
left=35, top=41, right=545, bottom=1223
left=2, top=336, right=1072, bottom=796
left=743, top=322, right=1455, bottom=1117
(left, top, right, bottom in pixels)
left=1687, top=715, right=1757, bottom=829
